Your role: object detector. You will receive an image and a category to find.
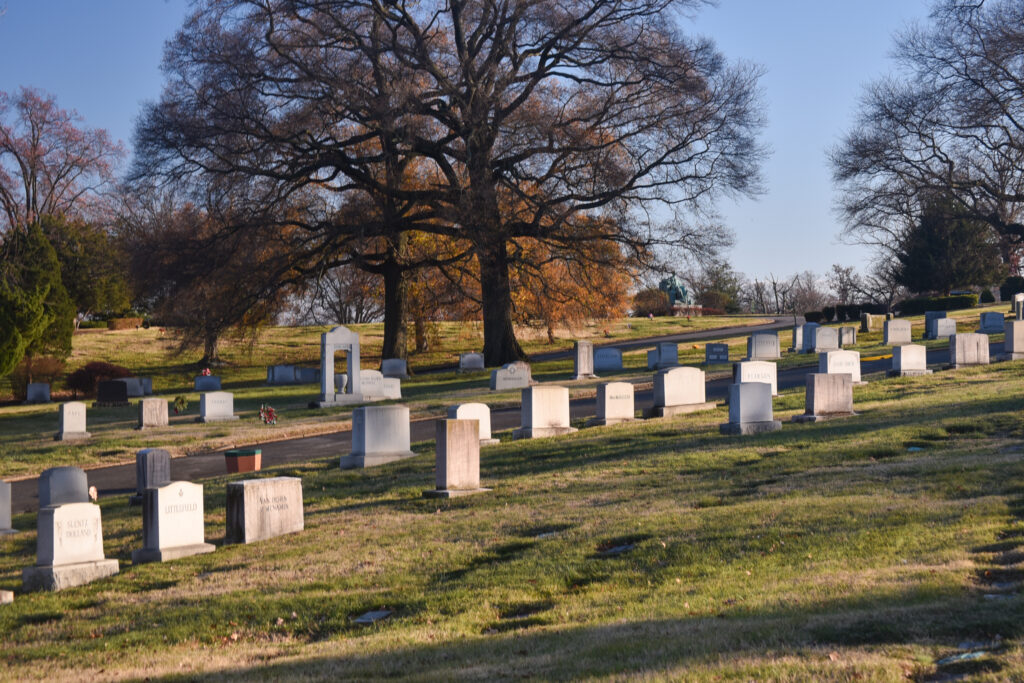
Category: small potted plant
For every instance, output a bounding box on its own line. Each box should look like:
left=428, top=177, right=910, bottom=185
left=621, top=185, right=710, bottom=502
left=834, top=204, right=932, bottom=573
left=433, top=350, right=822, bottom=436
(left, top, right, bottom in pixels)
left=224, top=447, right=261, bottom=473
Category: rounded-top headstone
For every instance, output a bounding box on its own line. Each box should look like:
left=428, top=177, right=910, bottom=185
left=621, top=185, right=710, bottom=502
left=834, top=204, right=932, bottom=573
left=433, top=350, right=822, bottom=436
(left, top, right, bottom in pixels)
left=39, top=466, right=89, bottom=508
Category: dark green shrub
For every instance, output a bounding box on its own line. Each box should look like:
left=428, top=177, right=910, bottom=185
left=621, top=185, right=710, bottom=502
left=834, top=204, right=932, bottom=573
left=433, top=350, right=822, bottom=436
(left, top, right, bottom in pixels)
left=846, top=304, right=862, bottom=320
left=980, top=289, right=995, bottom=303
left=821, top=306, right=835, bottom=322
left=999, top=276, right=1024, bottom=301
left=804, top=311, right=824, bottom=323
left=898, top=294, right=978, bottom=316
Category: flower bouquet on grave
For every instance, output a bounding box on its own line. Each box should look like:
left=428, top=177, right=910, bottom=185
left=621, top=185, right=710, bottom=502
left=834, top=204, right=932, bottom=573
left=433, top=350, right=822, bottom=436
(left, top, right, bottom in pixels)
left=259, top=403, right=277, bottom=425
left=200, top=367, right=212, bottom=376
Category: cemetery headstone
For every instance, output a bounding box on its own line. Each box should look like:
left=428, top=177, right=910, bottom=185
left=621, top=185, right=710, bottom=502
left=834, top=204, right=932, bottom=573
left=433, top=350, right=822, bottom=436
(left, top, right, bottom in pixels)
left=930, top=318, right=957, bottom=339
left=267, top=364, right=297, bottom=385
left=839, top=326, right=857, bottom=347
left=319, top=325, right=362, bottom=406
left=594, top=347, right=624, bottom=372
left=1014, top=293, right=1024, bottom=320
left=295, top=367, right=321, bottom=384
left=883, top=319, right=912, bottom=345
left=23, top=501, right=120, bottom=591
left=1, top=481, right=14, bottom=535
left=818, top=349, right=863, bottom=384
left=587, top=382, right=635, bottom=426
left=1000, top=320, right=1024, bottom=360
left=746, top=332, right=780, bottom=360
left=95, top=380, right=129, bottom=407
left=924, top=311, right=947, bottom=339
left=860, top=313, right=883, bottom=333
left=789, top=325, right=803, bottom=353
left=137, top=397, right=169, bottom=430
left=572, top=340, right=597, bottom=380
left=225, top=477, right=304, bottom=545
left=193, top=375, right=222, bottom=392
left=732, top=360, right=778, bottom=396
left=800, top=323, right=820, bottom=353
left=132, top=481, right=215, bottom=563
left=645, top=366, right=715, bottom=418
left=948, top=333, right=990, bottom=368
left=705, top=343, right=729, bottom=364
left=424, top=419, right=490, bottom=498
left=54, top=401, right=90, bottom=441
left=25, top=383, right=50, bottom=404
left=381, top=358, right=409, bottom=379
left=813, top=326, right=840, bottom=353
left=358, top=369, right=401, bottom=400
left=140, top=378, right=153, bottom=395
left=978, top=312, right=1005, bottom=334
left=513, top=385, right=578, bottom=439
left=792, top=373, right=855, bottom=423
left=489, top=361, right=532, bottom=391
left=447, top=403, right=500, bottom=445
left=458, top=352, right=485, bottom=372
left=341, top=405, right=416, bottom=468
left=114, top=377, right=144, bottom=398
left=719, top=382, right=781, bottom=435
left=887, top=344, right=932, bottom=377
left=655, top=342, right=679, bottom=368
left=39, top=466, right=89, bottom=508
left=197, top=391, right=239, bottom=423
left=131, top=449, right=171, bottom=504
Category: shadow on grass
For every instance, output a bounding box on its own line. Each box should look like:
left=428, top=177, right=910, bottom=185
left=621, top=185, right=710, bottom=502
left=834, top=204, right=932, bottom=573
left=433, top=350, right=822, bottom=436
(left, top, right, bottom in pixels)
left=149, top=585, right=1023, bottom=681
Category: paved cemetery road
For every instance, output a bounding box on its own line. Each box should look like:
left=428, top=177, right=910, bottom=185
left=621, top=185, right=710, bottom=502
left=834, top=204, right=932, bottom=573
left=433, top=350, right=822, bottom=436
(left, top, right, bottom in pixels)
left=7, top=339, right=991, bottom=516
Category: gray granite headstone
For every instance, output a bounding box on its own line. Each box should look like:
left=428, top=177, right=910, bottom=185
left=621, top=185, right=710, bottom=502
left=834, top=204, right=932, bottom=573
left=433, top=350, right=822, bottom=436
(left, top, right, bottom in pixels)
left=705, top=343, right=729, bottom=364
left=572, top=340, right=597, bottom=380
left=225, top=477, right=304, bottom=545
left=134, top=449, right=172, bottom=500
left=593, top=347, right=623, bottom=372
left=26, top=383, right=51, bottom=403
left=55, top=401, right=90, bottom=441
left=132, top=481, right=215, bottom=563
left=22, top=501, right=119, bottom=591
left=342, top=405, right=416, bottom=468
left=39, top=467, right=89, bottom=508
left=194, top=376, right=222, bottom=392
left=96, top=380, right=129, bottom=406
left=0, top=481, right=14, bottom=534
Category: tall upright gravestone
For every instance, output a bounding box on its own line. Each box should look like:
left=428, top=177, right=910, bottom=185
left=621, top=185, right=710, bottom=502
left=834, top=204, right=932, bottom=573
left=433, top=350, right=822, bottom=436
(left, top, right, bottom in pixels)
left=513, top=385, right=577, bottom=439
left=792, top=374, right=855, bottom=423
left=572, top=340, right=597, bottom=380
left=319, top=325, right=363, bottom=407
left=424, top=419, right=490, bottom=498
left=1, top=480, right=15, bottom=535
left=719, top=383, right=781, bottom=435
left=588, top=382, right=635, bottom=426
left=341, top=405, right=416, bottom=469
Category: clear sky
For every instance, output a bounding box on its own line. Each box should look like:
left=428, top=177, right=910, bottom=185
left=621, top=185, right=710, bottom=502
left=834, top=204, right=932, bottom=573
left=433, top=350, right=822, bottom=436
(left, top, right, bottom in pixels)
left=0, top=0, right=934, bottom=280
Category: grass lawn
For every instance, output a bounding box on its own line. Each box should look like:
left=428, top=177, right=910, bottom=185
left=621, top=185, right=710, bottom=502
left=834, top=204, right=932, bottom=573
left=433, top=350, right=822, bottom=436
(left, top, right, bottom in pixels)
left=0, top=344, right=1023, bottom=679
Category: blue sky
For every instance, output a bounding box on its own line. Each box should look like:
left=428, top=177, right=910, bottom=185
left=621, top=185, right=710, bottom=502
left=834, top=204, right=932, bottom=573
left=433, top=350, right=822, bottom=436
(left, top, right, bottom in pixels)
left=0, top=0, right=933, bottom=280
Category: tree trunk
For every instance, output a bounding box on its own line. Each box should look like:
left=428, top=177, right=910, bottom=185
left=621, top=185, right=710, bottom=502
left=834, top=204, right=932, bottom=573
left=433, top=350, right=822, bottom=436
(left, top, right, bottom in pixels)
left=477, top=240, right=526, bottom=366
left=380, top=261, right=409, bottom=362
left=201, top=332, right=220, bottom=366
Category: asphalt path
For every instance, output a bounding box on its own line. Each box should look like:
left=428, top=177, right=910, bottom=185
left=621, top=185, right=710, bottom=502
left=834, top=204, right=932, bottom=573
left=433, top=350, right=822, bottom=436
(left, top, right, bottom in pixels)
left=9, top=328, right=989, bottom=517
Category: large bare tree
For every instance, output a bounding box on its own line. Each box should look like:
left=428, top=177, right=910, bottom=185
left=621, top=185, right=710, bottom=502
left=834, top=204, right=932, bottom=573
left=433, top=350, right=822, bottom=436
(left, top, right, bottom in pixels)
left=832, top=0, right=1024, bottom=264
left=136, top=0, right=766, bottom=365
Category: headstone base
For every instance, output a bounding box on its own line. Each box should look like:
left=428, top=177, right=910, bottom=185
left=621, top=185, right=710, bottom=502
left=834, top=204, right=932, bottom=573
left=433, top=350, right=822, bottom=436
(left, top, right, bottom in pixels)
left=480, top=438, right=501, bottom=446
left=422, top=487, right=492, bottom=499
left=318, top=393, right=371, bottom=408
left=792, top=411, right=856, bottom=423
left=719, top=420, right=782, bottom=436
left=886, top=369, right=933, bottom=377
left=511, top=426, right=578, bottom=440
left=53, top=431, right=91, bottom=442
left=642, top=401, right=716, bottom=419
left=94, top=401, right=131, bottom=408
left=571, top=372, right=598, bottom=381
left=339, top=450, right=418, bottom=470
left=196, top=415, right=240, bottom=423
left=996, top=352, right=1024, bottom=361
left=943, top=362, right=988, bottom=370
left=0, top=528, right=17, bottom=536
left=585, top=416, right=635, bottom=427
left=22, top=559, right=119, bottom=592
left=132, top=543, right=215, bottom=564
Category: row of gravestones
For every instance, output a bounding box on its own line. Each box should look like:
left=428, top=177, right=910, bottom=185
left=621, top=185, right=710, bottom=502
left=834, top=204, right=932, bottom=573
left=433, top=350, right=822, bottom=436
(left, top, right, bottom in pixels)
left=24, top=377, right=156, bottom=406
left=54, top=392, right=243, bottom=441
left=267, top=359, right=411, bottom=385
